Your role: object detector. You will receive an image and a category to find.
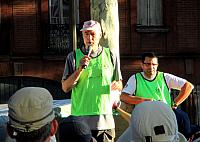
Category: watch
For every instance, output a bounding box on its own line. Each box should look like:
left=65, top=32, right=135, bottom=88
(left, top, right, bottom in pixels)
left=172, top=102, right=178, bottom=108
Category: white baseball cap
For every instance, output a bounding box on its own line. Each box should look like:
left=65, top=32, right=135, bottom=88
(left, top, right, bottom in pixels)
left=80, top=20, right=101, bottom=33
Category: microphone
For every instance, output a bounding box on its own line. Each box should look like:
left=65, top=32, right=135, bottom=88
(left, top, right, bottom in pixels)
left=87, top=44, right=92, bottom=57
left=82, top=45, right=92, bottom=69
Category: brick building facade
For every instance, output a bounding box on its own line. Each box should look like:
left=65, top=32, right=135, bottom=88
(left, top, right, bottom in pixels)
left=0, top=0, right=199, bottom=84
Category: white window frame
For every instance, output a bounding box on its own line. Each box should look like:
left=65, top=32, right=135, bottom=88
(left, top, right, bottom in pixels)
left=49, top=0, right=77, bottom=24
left=48, top=0, right=79, bottom=54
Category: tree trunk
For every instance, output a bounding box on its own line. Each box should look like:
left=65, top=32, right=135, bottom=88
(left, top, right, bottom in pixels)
left=90, top=0, right=120, bottom=61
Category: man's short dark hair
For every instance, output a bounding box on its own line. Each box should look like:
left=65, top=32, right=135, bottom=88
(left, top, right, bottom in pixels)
left=141, top=52, right=158, bottom=63
left=7, top=122, right=51, bottom=142
left=59, top=116, right=96, bottom=142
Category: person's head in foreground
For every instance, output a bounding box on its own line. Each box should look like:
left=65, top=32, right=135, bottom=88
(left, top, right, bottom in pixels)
left=7, top=87, right=58, bottom=142
left=117, top=101, right=187, bottom=142
left=59, top=115, right=97, bottom=142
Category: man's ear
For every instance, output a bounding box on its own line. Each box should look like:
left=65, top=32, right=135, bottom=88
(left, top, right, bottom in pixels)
left=50, top=119, right=58, bottom=136
left=100, top=32, right=102, bottom=38
left=141, top=62, right=144, bottom=69
left=7, top=124, right=15, bottom=138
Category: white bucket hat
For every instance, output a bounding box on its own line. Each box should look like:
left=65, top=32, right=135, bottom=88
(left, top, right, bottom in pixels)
left=117, top=101, right=187, bottom=142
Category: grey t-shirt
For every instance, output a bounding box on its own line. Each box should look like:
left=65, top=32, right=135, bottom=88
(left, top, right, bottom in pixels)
left=62, top=46, right=122, bottom=130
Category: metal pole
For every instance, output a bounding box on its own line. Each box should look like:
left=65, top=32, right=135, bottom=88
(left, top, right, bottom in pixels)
left=72, top=0, right=77, bottom=51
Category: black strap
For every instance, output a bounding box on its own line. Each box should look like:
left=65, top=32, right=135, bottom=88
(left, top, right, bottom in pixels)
left=9, top=110, right=54, bottom=125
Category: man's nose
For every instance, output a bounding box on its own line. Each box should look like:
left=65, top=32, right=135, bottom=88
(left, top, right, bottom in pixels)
left=151, top=65, right=156, bottom=69
left=89, top=34, right=93, bottom=40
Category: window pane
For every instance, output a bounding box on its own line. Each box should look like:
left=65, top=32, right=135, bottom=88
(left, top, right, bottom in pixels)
left=149, top=0, right=163, bottom=26
left=50, top=0, right=60, bottom=24
left=137, top=0, right=163, bottom=26
left=47, top=0, right=72, bottom=55
left=63, top=0, right=70, bottom=24
left=137, top=0, right=148, bottom=26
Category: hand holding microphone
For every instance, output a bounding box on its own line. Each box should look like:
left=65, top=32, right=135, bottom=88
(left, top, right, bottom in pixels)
left=82, top=45, right=92, bottom=69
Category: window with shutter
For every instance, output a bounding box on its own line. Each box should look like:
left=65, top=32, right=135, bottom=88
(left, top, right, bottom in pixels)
left=137, top=0, right=163, bottom=26
left=136, top=0, right=169, bottom=32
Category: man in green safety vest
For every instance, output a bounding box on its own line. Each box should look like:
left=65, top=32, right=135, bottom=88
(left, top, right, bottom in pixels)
left=120, top=52, right=199, bottom=140
left=61, top=20, right=123, bottom=142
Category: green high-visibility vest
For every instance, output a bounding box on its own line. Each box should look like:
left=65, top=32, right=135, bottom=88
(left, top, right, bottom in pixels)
left=135, top=72, right=172, bottom=106
left=71, top=48, right=114, bottom=116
